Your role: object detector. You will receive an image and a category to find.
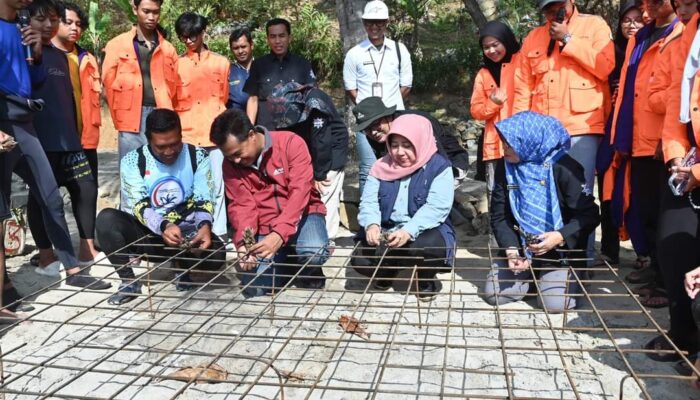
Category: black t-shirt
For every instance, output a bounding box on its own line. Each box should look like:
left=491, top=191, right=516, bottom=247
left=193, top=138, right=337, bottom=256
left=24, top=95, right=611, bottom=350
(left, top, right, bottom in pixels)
left=243, top=52, right=316, bottom=128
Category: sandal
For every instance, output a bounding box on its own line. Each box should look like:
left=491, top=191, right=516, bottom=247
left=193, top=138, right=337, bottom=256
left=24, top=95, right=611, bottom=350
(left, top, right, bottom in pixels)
left=674, top=353, right=699, bottom=376
left=626, top=266, right=656, bottom=284
left=631, top=283, right=656, bottom=296
left=639, top=287, right=669, bottom=308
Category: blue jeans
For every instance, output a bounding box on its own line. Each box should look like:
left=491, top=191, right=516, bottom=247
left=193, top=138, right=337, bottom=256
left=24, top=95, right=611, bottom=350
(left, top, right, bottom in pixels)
left=240, top=214, right=329, bottom=297
left=118, top=106, right=154, bottom=209
left=568, top=135, right=600, bottom=265
left=356, top=132, right=378, bottom=195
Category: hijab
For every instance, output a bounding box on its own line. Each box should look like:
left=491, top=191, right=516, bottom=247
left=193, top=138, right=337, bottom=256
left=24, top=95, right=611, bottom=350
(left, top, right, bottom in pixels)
left=612, top=1, right=640, bottom=86
left=479, top=21, right=521, bottom=86
left=369, top=114, right=438, bottom=181
left=495, top=111, right=571, bottom=237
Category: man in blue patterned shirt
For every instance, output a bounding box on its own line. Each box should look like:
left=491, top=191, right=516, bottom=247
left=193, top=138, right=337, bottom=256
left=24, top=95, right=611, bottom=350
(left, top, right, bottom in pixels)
left=96, top=109, right=225, bottom=305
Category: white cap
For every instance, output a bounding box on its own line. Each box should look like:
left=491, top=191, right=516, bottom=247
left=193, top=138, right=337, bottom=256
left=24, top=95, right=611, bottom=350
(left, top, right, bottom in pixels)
left=362, top=1, right=389, bottom=20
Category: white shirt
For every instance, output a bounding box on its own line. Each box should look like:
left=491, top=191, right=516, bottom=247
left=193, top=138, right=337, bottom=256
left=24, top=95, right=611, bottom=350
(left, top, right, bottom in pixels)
left=343, top=37, right=412, bottom=110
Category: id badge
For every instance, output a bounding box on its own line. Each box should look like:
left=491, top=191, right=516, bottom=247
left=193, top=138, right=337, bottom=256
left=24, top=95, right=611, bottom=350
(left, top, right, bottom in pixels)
left=371, top=82, right=383, bottom=98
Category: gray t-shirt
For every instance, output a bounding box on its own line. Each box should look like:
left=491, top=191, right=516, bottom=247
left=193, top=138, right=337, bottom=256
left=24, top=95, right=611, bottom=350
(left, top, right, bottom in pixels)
left=33, top=45, right=81, bottom=152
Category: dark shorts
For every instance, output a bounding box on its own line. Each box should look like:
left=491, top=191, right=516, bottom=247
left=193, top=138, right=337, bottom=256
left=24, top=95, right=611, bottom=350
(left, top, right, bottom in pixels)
left=46, top=150, right=95, bottom=186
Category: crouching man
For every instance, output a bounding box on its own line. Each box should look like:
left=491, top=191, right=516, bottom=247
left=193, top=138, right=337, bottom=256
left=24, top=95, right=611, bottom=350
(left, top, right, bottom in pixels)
left=210, top=109, right=329, bottom=297
left=96, top=109, right=225, bottom=305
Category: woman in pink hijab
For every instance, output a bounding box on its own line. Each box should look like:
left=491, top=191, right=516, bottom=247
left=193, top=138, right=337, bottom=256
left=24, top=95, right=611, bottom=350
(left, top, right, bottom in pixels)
left=353, top=114, right=455, bottom=302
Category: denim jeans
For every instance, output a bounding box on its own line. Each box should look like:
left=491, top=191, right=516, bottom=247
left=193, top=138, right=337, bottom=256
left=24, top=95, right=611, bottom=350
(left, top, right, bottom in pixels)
left=240, top=213, right=329, bottom=297
left=568, top=134, right=600, bottom=265
left=205, top=147, right=227, bottom=237
left=118, top=106, right=155, bottom=209
left=356, top=132, right=378, bottom=196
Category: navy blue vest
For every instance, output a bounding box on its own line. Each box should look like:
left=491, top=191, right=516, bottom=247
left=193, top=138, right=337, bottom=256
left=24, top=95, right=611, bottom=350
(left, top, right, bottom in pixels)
left=377, top=153, right=455, bottom=265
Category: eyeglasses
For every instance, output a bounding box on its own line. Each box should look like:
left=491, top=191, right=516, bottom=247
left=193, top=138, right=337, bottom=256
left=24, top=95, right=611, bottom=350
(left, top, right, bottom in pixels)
left=363, top=20, right=388, bottom=27
left=179, top=34, right=201, bottom=43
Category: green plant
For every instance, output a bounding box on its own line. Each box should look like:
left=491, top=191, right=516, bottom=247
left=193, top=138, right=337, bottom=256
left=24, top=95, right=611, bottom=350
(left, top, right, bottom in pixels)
left=78, top=1, right=111, bottom=62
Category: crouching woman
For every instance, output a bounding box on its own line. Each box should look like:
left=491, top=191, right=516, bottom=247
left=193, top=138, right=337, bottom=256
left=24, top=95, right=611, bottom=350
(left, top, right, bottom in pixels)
left=351, top=114, right=455, bottom=302
left=483, top=111, right=599, bottom=311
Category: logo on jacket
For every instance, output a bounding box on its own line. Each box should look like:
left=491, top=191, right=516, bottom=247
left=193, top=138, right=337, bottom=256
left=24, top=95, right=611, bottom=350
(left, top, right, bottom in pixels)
left=150, top=177, right=185, bottom=209
left=313, top=118, right=324, bottom=129
left=273, top=168, right=285, bottom=176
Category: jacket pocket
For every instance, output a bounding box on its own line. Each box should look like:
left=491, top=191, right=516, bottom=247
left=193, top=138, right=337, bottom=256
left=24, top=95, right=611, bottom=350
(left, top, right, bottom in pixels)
left=527, top=50, right=548, bottom=75
left=175, top=80, right=192, bottom=111
left=211, top=71, right=226, bottom=97
left=569, top=79, right=603, bottom=113
left=112, top=78, right=133, bottom=111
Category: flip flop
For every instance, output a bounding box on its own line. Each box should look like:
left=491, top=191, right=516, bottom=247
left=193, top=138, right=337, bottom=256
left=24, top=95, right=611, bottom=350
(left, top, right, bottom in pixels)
left=639, top=287, right=669, bottom=308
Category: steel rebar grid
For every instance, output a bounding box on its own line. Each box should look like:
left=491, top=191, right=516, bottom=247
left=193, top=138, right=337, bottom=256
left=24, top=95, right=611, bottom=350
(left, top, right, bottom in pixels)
left=0, top=237, right=696, bottom=399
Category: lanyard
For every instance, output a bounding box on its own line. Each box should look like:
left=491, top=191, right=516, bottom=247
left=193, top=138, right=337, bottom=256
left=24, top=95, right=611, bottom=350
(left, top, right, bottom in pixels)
left=368, top=45, right=387, bottom=80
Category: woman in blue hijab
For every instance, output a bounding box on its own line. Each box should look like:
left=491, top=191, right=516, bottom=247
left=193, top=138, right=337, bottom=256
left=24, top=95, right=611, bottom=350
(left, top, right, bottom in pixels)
left=483, top=111, right=599, bottom=311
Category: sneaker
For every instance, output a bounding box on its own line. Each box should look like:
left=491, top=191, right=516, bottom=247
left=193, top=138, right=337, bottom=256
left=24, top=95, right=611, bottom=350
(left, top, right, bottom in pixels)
left=416, top=280, right=439, bottom=302
left=108, top=281, right=142, bottom=305
left=372, top=278, right=392, bottom=291
left=175, top=272, right=194, bottom=291
left=34, top=260, right=62, bottom=277
left=65, top=272, right=112, bottom=290
left=327, top=239, right=336, bottom=256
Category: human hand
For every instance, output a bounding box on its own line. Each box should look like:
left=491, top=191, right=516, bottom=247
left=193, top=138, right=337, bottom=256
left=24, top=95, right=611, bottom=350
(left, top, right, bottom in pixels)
left=237, top=246, right=257, bottom=271
left=671, top=165, right=698, bottom=192
left=387, top=229, right=411, bottom=248
left=0, top=130, right=16, bottom=153
left=549, top=20, right=570, bottom=42
left=162, top=223, right=183, bottom=247
left=189, top=223, right=212, bottom=255
left=505, top=248, right=530, bottom=272
left=250, top=231, right=284, bottom=260
left=314, top=179, right=331, bottom=195
left=685, top=266, right=700, bottom=299
left=489, top=88, right=507, bottom=105
left=20, top=25, right=42, bottom=60
left=366, top=224, right=381, bottom=246
left=528, top=231, right=564, bottom=255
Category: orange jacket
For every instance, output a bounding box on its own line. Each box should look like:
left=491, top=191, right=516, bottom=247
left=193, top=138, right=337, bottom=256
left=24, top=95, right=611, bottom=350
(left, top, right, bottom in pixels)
left=175, top=50, right=230, bottom=147
left=647, top=27, right=684, bottom=116
left=610, top=21, right=683, bottom=157
left=513, top=8, right=614, bottom=135
left=77, top=48, right=101, bottom=149
left=469, top=54, right=519, bottom=161
left=102, top=27, right=179, bottom=133
left=663, top=13, right=700, bottom=162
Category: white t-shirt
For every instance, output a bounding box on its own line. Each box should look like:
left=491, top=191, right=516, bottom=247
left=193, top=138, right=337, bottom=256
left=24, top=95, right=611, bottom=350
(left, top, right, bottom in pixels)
left=343, top=37, right=412, bottom=110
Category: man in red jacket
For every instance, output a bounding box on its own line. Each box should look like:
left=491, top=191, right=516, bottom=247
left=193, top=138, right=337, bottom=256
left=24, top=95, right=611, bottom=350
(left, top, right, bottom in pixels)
left=210, top=109, right=329, bottom=297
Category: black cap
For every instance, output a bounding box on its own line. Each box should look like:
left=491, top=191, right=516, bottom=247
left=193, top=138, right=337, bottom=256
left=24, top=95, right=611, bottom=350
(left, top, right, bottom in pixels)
left=353, top=97, right=397, bottom=131
left=537, top=0, right=565, bottom=9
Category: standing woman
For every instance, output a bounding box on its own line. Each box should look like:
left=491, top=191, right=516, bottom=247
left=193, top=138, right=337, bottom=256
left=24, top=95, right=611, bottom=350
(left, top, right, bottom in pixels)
left=596, top=1, right=644, bottom=268
left=174, top=12, right=230, bottom=240
left=470, top=21, right=521, bottom=193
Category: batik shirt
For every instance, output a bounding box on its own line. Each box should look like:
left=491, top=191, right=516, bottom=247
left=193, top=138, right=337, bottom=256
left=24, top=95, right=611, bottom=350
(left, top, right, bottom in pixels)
left=120, top=144, right=215, bottom=235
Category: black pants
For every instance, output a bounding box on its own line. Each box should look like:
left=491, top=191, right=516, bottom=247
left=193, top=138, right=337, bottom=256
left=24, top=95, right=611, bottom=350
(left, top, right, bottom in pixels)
left=84, top=148, right=98, bottom=184
left=95, top=208, right=225, bottom=281
left=657, top=184, right=700, bottom=345
left=351, top=227, right=448, bottom=280
left=597, top=173, right=619, bottom=263
left=0, top=117, right=78, bottom=268
left=631, top=157, right=664, bottom=282
left=27, top=151, right=97, bottom=249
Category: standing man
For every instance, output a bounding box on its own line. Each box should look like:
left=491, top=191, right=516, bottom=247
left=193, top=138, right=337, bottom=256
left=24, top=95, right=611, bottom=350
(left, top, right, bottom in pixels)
left=174, top=12, right=229, bottom=240
left=513, top=0, right=614, bottom=195
left=102, top=0, right=178, bottom=205
left=343, top=0, right=413, bottom=196
left=210, top=109, right=329, bottom=297
left=227, top=25, right=254, bottom=111
left=51, top=1, right=101, bottom=181
left=0, top=0, right=110, bottom=293
left=243, top=18, right=316, bottom=128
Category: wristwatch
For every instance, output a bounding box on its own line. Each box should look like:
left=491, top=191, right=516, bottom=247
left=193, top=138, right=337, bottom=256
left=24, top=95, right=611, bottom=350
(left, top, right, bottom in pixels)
left=562, top=34, right=572, bottom=45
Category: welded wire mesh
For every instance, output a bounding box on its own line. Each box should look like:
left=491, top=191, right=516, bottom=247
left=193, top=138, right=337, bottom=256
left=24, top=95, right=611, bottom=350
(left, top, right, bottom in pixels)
left=0, top=237, right=696, bottom=399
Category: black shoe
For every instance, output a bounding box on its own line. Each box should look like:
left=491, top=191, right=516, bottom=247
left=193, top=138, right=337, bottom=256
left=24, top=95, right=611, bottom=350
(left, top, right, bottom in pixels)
left=416, top=280, right=438, bottom=302
left=66, top=273, right=111, bottom=290
left=108, top=281, right=142, bottom=305
left=175, top=272, right=194, bottom=292
left=372, top=278, right=392, bottom=291
left=294, top=278, right=325, bottom=290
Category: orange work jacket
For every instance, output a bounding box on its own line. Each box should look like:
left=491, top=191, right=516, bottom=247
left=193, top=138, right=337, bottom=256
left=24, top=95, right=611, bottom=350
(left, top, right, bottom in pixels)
left=663, top=13, right=700, bottom=162
left=77, top=48, right=101, bottom=149
left=647, top=27, right=684, bottom=116
left=102, top=27, right=179, bottom=133
left=469, top=54, right=519, bottom=161
left=513, top=8, right=614, bottom=135
left=610, top=21, right=683, bottom=157
left=175, top=50, right=230, bottom=147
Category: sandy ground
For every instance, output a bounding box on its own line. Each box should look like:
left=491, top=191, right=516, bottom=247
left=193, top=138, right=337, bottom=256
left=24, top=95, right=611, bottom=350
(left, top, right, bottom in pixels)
left=0, top=114, right=698, bottom=398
